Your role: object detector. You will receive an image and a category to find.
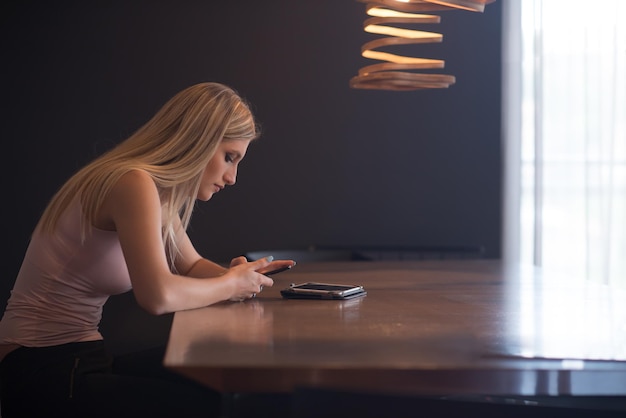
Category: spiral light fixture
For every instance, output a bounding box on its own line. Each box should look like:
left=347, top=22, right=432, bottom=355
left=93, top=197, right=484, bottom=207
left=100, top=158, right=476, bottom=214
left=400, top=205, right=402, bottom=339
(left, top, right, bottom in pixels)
left=350, top=0, right=495, bottom=91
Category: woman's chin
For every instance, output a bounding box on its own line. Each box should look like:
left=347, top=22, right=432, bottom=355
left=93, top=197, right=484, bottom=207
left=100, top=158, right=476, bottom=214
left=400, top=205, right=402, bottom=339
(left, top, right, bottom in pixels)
left=197, top=193, right=213, bottom=202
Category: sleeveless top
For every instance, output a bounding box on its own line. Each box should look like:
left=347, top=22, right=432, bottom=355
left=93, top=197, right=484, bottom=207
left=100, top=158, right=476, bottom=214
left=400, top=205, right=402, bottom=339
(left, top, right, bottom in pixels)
left=0, top=202, right=132, bottom=347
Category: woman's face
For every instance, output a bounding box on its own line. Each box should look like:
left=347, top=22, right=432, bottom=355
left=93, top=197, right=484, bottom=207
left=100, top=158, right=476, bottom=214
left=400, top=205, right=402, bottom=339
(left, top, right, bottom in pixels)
left=197, top=139, right=251, bottom=201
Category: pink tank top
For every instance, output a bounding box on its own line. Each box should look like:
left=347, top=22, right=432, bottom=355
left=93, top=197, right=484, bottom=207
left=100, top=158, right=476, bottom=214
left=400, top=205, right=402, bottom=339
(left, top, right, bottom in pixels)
left=0, top=202, right=132, bottom=346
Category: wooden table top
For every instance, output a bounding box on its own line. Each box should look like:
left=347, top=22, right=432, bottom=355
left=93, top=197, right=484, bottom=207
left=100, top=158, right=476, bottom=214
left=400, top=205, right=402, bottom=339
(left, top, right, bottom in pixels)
left=164, top=260, right=626, bottom=396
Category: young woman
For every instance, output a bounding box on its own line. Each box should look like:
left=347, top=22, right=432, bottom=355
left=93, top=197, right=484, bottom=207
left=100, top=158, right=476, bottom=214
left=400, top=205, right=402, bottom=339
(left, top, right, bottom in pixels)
left=0, top=82, right=294, bottom=417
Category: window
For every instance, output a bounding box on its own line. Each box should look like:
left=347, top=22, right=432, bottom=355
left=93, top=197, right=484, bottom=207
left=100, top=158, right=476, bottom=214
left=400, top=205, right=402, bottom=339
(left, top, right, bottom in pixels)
left=503, top=0, right=626, bottom=287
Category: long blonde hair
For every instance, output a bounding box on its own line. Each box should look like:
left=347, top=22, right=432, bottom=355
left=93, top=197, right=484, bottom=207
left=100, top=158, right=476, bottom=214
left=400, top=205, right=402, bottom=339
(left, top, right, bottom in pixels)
left=37, top=82, right=259, bottom=266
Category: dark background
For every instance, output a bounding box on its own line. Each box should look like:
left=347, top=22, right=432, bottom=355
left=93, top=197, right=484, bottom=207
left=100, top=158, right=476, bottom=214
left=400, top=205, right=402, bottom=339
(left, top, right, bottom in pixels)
left=0, top=0, right=502, bottom=319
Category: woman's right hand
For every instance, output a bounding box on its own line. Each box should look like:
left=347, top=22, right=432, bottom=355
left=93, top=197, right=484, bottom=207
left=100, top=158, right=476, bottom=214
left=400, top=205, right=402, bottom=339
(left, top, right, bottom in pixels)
left=226, top=256, right=276, bottom=301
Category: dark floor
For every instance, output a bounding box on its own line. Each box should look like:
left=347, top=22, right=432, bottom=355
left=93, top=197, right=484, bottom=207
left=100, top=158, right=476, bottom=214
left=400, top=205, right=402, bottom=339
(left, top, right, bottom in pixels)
left=223, top=390, right=626, bottom=418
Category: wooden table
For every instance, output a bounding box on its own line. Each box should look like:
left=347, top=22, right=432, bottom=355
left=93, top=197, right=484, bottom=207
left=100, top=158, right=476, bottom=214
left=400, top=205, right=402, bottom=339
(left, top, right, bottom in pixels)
left=164, top=260, right=626, bottom=397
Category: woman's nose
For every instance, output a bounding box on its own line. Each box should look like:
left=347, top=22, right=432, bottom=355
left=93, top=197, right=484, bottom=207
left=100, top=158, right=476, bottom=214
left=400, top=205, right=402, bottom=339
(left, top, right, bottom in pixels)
left=224, top=166, right=237, bottom=185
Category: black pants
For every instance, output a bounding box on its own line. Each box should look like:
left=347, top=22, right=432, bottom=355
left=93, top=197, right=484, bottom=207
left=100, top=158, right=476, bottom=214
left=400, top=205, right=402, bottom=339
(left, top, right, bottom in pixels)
left=0, top=341, right=221, bottom=418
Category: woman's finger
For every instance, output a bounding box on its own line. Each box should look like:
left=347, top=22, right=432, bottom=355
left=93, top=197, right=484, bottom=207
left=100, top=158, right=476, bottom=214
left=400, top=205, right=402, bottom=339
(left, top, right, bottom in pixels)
left=253, top=255, right=274, bottom=269
left=229, top=255, right=248, bottom=268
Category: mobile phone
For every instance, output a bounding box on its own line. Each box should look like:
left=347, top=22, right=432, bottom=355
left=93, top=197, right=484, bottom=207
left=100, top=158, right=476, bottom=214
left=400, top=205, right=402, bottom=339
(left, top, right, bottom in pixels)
left=263, top=265, right=293, bottom=276
left=281, top=282, right=366, bottom=300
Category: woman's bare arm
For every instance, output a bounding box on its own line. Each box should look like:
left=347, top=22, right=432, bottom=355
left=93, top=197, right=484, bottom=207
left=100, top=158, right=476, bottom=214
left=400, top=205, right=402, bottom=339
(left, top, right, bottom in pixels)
left=99, top=169, right=274, bottom=315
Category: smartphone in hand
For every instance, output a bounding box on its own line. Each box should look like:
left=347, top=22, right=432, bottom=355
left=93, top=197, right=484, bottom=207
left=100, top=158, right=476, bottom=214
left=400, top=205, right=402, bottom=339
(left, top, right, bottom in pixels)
left=263, top=265, right=293, bottom=276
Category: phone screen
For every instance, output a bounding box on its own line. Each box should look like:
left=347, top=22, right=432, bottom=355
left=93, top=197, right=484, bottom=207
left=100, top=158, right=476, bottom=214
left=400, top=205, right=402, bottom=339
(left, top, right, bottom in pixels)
left=295, top=283, right=355, bottom=292
left=282, top=282, right=366, bottom=300
left=291, top=282, right=363, bottom=296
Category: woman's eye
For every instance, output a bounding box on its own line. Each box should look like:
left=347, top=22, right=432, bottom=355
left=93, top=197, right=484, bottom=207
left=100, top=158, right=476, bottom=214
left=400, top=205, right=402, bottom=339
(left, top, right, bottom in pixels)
left=225, top=153, right=234, bottom=163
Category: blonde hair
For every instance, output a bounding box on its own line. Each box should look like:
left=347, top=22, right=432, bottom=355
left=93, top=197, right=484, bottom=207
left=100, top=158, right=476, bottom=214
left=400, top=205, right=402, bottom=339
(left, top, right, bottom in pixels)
left=37, top=82, right=259, bottom=267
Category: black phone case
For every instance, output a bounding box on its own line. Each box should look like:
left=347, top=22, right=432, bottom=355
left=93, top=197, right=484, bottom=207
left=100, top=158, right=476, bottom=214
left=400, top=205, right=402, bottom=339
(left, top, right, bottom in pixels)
left=280, top=288, right=367, bottom=300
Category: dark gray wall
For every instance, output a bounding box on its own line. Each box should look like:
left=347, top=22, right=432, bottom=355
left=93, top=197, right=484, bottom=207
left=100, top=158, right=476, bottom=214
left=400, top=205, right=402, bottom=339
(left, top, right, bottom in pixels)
left=1, top=0, right=502, bottom=308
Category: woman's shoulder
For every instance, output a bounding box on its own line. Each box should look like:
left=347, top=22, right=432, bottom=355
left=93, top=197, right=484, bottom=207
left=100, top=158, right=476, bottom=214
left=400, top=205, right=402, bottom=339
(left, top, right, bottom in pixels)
left=97, top=168, right=161, bottom=230
left=119, top=167, right=153, bottom=182
left=104, top=169, right=159, bottom=209
left=113, top=168, right=157, bottom=194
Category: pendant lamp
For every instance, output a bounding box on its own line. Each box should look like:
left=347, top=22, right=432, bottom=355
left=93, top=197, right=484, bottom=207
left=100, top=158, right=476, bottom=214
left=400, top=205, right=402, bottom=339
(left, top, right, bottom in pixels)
left=350, top=0, right=496, bottom=91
